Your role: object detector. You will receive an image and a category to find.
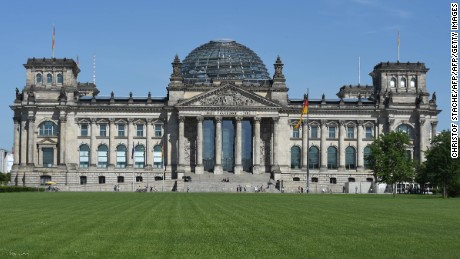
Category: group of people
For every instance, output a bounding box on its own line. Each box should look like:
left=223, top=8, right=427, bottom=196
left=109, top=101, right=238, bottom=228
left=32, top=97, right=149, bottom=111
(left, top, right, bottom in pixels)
left=236, top=185, right=246, bottom=192
left=221, top=177, right=230, bottom=182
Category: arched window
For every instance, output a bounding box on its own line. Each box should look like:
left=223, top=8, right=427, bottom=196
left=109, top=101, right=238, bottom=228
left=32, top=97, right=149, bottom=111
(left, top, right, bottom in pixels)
left=153, top=145, right=163, bottom=169
left=327, top=146, right=337, bottom=169
left=116, top=145, right=127, bottom=168
left=39, top=121, right=58, bottom=136
left=290, top=146, right=301, bottom=169
left=364, top=146, right=372, bottom=169
left=345, top=146, right=356, bottom=169
left=79, top=144, right=90, bottom=168
left=57, top=74, right=63, bottom=84
left=400, top=77, right=406, bottom=88
left=36, top=73, right=42, bottom=84
left=390, top=77, right=396, bottom=87
left=308, top=146, right=319, bottom=169
left=134, top=145, right=145, bottom=168
left=397, top=124, right=414, bottom=140
left=47, top=73, right=53, bottom=84
left=97, top=145, right=108, bottom=168
left=40, top=175, right=51, bottom=185
left=410, top=78, right=416, bottom=87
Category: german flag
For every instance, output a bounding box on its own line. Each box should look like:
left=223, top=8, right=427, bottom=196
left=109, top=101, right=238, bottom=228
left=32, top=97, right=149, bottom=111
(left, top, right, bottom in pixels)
left=294, top=94, right=308, bottom=129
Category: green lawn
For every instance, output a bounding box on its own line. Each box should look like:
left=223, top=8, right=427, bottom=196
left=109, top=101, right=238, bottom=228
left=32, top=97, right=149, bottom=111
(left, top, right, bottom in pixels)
left=0, top=193, right=459, bottom=258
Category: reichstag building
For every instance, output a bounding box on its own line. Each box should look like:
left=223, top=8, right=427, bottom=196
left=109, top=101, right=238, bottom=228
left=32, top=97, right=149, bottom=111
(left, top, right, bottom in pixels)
left=10, top=40, right=440, bottom=192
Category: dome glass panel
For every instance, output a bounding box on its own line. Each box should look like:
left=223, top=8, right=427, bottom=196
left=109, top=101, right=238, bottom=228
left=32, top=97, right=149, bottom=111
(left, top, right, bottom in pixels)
left=181, top=40, right=270, bottom=80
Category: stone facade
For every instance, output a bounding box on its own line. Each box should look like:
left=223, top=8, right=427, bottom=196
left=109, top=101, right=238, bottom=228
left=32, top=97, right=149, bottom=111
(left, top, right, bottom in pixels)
left=10, top=42, right=440, bottom=192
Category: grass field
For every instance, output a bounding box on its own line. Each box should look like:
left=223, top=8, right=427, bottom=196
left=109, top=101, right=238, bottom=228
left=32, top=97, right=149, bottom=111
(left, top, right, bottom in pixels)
left=0, top=193, right=459, bottom=258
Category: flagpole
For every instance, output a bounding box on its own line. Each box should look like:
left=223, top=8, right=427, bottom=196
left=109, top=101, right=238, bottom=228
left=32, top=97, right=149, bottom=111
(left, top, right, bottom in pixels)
left=52, top=25, right=55, bottom=58
left=397, top=31, right=400, bottom=62
left=306, top=89, right=310, bottom=194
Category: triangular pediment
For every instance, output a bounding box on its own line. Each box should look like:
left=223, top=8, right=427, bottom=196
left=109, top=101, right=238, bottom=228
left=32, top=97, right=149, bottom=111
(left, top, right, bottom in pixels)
left=177, top=84, right=281, bottom=108
left=37, top=138, right=58, bottom=144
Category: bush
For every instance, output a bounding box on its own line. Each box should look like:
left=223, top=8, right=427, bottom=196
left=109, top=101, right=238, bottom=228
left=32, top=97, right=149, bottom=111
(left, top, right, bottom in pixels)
left=0, top=186, right=45, bottom=193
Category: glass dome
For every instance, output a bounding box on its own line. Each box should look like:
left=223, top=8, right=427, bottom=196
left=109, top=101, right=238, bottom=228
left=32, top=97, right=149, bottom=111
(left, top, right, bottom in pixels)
left=181, top=40, right=270, bottom=80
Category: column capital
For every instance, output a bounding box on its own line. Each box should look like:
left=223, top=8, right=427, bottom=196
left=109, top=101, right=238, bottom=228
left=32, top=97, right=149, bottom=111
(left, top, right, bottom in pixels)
left=60, top=116, right=67, bottom=123
left=147, top=118, right=153, bottom=124
left=419, top=119, right=426, bottom=125
left=339, top=120, right=346, bottom=127
left=254, top=116, right=261, bottom=122
left=108, top=118, right=116, bottom=124
left=235, top=116, right=243, bottom=121
left=431, top=121, right=438, bottom=126
left=127, top=118, right=134, bottom=123
left=215, top=116, right=222, bottom=123
left=196, top=115, right=204, bottom=122
left=90, top=118, right=97, bottom=124
left=27, top=116, right=35, bottom=123
left=320, top=119, right=327, bottom=126
left=179, top=116, right=185, bottom=123
left=272, top=117, right=279, bottom=123
left=357, top=120, right=364, bottom=126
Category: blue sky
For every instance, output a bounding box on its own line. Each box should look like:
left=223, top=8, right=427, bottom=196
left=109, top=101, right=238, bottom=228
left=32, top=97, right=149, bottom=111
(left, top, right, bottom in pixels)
left=0, top=0, right=451, bottom=150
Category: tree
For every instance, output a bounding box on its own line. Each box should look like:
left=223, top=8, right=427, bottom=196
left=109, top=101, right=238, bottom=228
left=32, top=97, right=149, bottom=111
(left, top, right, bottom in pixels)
left=424, top=131, right=460, bottom=198
left=367, top=131, right=414, bottom=196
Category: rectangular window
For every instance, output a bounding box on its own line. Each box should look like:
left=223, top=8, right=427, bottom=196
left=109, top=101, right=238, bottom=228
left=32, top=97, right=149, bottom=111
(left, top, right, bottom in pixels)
left=100, top=124, right=107, bottom=137
left=117, top=176, right=124, bottom=183
left=81, top=124, right=88, bottom=136
left=311, top=126, right=318, bottom=138
left=80, top=176, right=87, bottom=185
left=137, top=124, right=144, bottom=137
left=329, top=127, right=336, bottom=138
left=366, top=126, right=373, bottom=139
left=154, top=124, right=162, bottom=137
left=347, top=127, right=354, bottom=139
left=118, top=124, right=125, bottom=137
left=98, top=176, right=105, bottom=184
left=292, top=127, right=300, bottom=138
left=43, top=148, right=54, bottom=167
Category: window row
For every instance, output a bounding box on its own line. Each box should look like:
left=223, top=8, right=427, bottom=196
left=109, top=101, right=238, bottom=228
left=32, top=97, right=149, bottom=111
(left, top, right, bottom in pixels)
left=290, top=146, right=372, bottom=170
left=389, top=77, right=416, bottom=88
left=292, top=125, right=374, bottom=139
left=79, top=175, right=164, bottom=185
left=80, top=123, right=163, bottom=137
left=79, top=144, right=163, bottom=169
left=36, top=73, right=63, bottom=85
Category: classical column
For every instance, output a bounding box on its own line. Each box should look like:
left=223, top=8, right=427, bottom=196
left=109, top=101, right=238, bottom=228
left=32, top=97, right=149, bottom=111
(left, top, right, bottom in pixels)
left=146, top=119, right=153, bottom=168
left=320, top=120, right=327, bottom=171
left=195, top=116, right=204, bottom=174
left=20, top=119, right=27, bottom=166
left=27, top=116, right=35, bottom=165
left=419, top=119, right=426, bottom=162
left=357, top=120, right=364, bottom=171
left=109, top=119, right=116, bottom=168
left=339, top=120, right=346, bottom=171
left=90, top=118, right=97, bottom=167
left=272, top=117, right=280, bottom=167
left=302, top=119, right=308, bottom=168
left=127, top=118, right=134, bottom=167
left=13, top=118, right=20, bottom=166
left=214, top=116, right=223, bottom=174
left=234, top=116, right=243, bottom=174
left=253, top=117, right=261, bottom=174
left=178, top=116, right=185, bottom=171
left=59, top=114, right=67, bottom=165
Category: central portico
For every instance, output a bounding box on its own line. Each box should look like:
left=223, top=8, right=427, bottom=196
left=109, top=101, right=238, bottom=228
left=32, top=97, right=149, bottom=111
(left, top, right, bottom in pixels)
left=174, top=83, right=282, bottom=176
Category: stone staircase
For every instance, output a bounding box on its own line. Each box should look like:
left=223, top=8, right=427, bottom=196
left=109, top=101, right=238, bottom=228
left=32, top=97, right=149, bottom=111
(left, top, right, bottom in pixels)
left=178, top=172, right=279, bottom=193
